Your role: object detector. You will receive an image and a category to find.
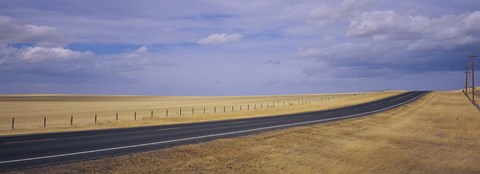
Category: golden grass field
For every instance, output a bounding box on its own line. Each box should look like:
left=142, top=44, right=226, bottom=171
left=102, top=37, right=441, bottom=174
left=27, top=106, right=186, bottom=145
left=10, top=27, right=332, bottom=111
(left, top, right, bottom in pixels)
left=0, top=91, right=401, bottom=136
left=16, top=91, right=480, bottom=174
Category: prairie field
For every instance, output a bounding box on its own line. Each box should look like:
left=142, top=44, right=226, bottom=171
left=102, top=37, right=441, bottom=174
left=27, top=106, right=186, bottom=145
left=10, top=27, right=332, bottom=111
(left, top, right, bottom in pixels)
left=0, top=91, right=400, bottom=135
left=19, top=91, right=480, bottom=174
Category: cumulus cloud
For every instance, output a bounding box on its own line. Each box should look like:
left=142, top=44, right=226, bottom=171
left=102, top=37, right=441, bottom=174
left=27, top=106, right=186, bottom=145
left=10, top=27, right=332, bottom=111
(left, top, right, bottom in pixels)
left=0, top=15, right=80, bottom=63
left=196, top=33, right=242, bottom=45
left=308, top=0, right=375, bottom=27
left=0, top=15, right=61, bottom=45
left=347, top=11, right=427, bottom=38
left=19, top=46, right=94, bottom=62
left=347, top=10, right=480, bottom=50
left=0, top=15, right=147, bottom=89
left=126, top=46, right=148, bottom=58
left=298, top=9, right=480, bottom=81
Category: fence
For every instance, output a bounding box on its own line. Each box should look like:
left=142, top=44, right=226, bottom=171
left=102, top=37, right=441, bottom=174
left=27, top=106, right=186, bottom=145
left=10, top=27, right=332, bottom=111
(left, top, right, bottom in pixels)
left=0, top=94, right=361, bottom=130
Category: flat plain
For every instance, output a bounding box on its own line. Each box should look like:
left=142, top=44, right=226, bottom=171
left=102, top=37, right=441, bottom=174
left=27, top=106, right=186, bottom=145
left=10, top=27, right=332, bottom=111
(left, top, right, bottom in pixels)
left=0, top=91, right=401, bottom=135
left=17, top=91, right=480, bottom=174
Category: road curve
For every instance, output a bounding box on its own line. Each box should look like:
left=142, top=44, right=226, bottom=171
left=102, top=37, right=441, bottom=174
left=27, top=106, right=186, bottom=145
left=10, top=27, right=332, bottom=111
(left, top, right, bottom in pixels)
left=0, top=91, right=429, bottom=171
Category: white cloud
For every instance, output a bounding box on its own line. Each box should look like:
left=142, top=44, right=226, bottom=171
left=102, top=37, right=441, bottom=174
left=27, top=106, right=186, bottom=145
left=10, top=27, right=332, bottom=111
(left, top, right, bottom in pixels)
left=0, top=15, right=61, bottom=45
left=347, top=10, right=480, bottom=51
left=126, top=46, right=148, bottom=58
left=197, top=33, right=242, bottom=45
left=308, top=0, right=375, bottom=27
left=19, top=46, right=93, bottom=62
left=347, top=11, right=429, bottom=38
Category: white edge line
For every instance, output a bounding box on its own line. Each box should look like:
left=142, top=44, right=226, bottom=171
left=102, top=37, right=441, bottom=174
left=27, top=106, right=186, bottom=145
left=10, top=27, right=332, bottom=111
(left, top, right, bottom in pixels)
left=0, top=92, right=427, bottom=165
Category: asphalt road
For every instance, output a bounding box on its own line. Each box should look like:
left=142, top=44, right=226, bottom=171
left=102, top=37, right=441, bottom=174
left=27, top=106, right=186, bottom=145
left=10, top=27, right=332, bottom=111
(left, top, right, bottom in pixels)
left=0, top=91, right=429, bottom=171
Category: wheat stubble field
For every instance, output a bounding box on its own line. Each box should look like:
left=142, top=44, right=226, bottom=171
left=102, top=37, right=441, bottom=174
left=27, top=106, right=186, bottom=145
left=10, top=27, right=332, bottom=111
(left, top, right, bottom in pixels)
left=16, top=91, right=480, bottom=174
left=0, top=91, right=400, bottom=136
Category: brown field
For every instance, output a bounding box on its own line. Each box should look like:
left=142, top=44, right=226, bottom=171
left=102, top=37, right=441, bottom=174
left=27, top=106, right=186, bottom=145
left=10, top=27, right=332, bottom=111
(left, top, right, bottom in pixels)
left=0, top=91, right=401, bottom=136
left=15, top=91, right=480, bottom=174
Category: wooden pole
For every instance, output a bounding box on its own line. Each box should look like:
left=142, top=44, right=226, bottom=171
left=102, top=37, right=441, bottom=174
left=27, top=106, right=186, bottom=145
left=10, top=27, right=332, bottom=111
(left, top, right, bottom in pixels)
left=44, top=116, right=47, bottom=128
left=134, top=112, right=137, bottom=120
left=71, top=115, right=73, bottom=126
left=94, top=114, right=97, bottom=124
left=472, top=56, right=476, bottom=103
left=12, top=118, right=14, bottom=130
left=466, top=63, right=470, bottom=94
left=116, top=113, right=118, bottom=121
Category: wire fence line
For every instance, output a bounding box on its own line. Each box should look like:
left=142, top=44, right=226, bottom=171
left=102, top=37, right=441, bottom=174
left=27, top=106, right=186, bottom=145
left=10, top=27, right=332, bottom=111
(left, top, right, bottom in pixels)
left=0, top=94, right=361, bottom=130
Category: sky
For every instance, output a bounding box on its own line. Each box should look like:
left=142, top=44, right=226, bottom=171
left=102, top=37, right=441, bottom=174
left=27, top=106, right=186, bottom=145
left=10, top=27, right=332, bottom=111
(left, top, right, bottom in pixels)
left=0, top=0, right=479, bottom=96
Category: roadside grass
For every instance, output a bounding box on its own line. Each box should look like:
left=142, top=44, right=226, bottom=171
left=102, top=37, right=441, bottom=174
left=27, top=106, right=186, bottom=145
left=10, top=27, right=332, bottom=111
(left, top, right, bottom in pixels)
left=0, top=91, right=400, bottom=136
left=20, top=91, right=480, bottom=174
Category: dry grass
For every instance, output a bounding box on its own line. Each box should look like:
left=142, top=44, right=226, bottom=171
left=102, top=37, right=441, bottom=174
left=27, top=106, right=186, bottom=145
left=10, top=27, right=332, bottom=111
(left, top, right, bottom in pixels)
left=14, top=91, right=480, bottom=174
left=0, top=92, right=400, bottom=136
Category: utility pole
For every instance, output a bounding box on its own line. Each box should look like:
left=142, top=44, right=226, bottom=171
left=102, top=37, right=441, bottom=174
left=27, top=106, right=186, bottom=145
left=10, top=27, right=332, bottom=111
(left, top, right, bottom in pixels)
left=466, top=63, right=470, bottom=95
left=469, top=53, right=477, bottom=103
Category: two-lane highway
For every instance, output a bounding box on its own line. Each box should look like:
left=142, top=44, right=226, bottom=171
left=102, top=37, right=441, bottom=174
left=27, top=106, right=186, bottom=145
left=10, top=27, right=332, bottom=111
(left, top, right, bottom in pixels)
left=0, top=91, right=429, bottom=171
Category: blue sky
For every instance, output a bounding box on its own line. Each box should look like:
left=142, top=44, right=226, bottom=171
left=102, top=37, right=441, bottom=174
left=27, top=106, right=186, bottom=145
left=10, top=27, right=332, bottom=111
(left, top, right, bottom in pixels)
left=0, top=0, right=479, bottom=95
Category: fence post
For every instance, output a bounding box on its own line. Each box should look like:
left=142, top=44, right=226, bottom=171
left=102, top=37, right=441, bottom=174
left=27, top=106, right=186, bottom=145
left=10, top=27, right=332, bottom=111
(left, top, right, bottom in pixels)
left=232, top=106, right=234, bottom=111
left=248, top=105, right=250, bottom=110
left=116, top=113, right=118, bottom=121
left=261, top=104, right=263, bottom=108
left=71, top=115, right=73, bottom=126
left=240, top=105, right=242, bottom=110
left=12, top=118, right=14, bottom=130
left=151, top=110, right=154, bottom=118
left=44, top=116, right=47, bottom=128
left=204, top=107, right=206, bottom=114
left=224, top=106, right=226, bottom=112
left=166, top=109, right=169, bottom=117
left=95, top=114, right=97, bottom=124
left=192, top=108, right=194, bottom=115
left=134, top=112, right=137, bottom=120
left=180, top=108, right=182, bottom=116
left=254, top=104, right=257, bottom=110
left=214, top=106, right=216, bottom=113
